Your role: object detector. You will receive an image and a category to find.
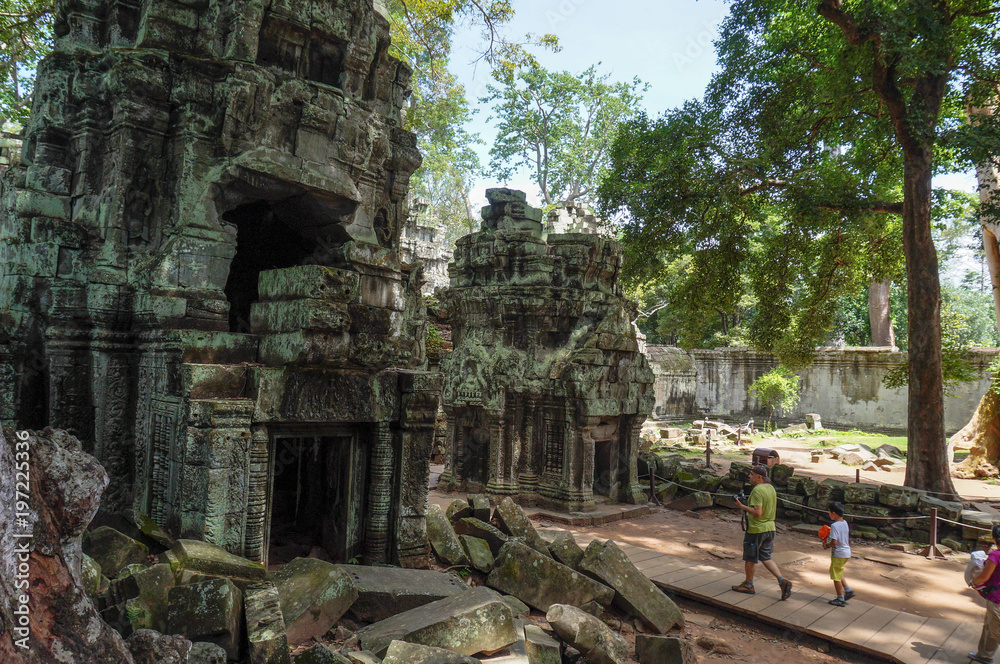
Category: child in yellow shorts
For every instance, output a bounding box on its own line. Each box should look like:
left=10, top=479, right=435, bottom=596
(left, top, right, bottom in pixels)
left=823, top=502, right=854, bottom=606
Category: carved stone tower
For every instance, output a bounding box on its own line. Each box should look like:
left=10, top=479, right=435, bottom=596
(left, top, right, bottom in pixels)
left=0, top=0, right=440, bottom=567
left=439, top=189, right=654, bottom=512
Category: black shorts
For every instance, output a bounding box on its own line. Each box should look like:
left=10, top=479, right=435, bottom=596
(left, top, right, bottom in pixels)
left=743, top=530, right=775, bottom=563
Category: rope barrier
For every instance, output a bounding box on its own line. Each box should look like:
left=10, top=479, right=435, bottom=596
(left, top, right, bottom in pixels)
left=938, top=516, right=996, bottom=533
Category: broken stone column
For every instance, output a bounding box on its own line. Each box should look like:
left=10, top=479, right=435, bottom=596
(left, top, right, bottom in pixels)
left=545, top=603, right=628, bottom=664
left=0, top=427, right=135, bottom=664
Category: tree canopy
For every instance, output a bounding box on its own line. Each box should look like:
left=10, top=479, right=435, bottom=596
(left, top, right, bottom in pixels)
left=599, top=0, right=1000, bottom=496
left=483, top=63, right=646, bottom=206
left=0, top=0, right=51, bottom=131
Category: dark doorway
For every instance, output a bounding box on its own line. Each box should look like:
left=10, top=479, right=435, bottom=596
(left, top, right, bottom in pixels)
left=223, top=200, right=319, bottom=333
left=456, top=411, right=490, bottom=489
left=594, top=439, right=614, bottom=497
left=268, top=428, right=369, bottom=565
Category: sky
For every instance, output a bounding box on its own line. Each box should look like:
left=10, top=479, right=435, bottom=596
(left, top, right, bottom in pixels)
left=449, top=0, right=731, bottom=207
left=446, top=0, right=980, bottom=283
left=448, top=0, right=978, bottom=203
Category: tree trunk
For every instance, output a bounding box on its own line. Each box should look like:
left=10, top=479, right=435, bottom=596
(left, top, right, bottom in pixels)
left=867, top=279, right=895, bottom=347
left=901, top=147, right=957, bottom=498
left=951, top=383, right=1000, bottom=478
left=947, top=132, right=1000, bottom=476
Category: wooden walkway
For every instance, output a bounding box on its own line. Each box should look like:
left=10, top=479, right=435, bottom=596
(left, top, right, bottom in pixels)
left=566, top=532, right=981, bottom=664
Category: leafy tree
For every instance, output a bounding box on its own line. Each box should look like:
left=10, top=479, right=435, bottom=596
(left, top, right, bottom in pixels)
left=0, top=0, right=52, bottom=131
left=748, top=366, right=802, bottom=424
left=483, top=63, right=646, bottom=206
left=601, top=0, right=1000, bottom=497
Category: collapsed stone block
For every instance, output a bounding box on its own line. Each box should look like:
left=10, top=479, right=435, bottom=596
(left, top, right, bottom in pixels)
left=104, top=562, right=176, bottom=635
left=446, top=499, right=474, bottom=523
left=356, top=586, right=517, bottom=657
left=127, top=629, right=193, bottom=664
left=268, top=558, right=358, bottom=645
left=293, top=644, right=351, bottom=664
left=578, top=539, right=684, bottom=633
left=244, top=582, right=292, bottom=664
left=487, top=541, right=614, bottom=612
left=492, top=497, right=550, bottom=555
left=426, top=503, right=470, bottom=566
left=167, top=578, right=243, bottom=660
left=543, top=531, right=585, bottom=569
left=84, top=526, right=151, bottom=579
left=453, top=517, right=509, bottom=556
left=335, top=564, right=468, bottom=622
left=524, top=624, right=562, bottom=664
left=162, top=539, right=266, bottom=587
left=460, top=535, right=495, bottom=572
left=636, top=634, right=697, bottom=664
left=918, top=495, right=963, bottom=520
left=843, top=483, right=879, bottom=505
left=382, top=640, right=481, bottom=664
left=190, top=642, right=229, bottom=664
left=468, top=494, right=491, bottom=521
left=664, top=492, right=713, bottom=511
left=545, top=603, right=628, bottom=664
left=878, top=485, right=923, bottom=509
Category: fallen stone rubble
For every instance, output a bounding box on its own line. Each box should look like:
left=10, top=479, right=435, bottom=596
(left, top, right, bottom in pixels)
left=4, top=428, right=707, bottom=663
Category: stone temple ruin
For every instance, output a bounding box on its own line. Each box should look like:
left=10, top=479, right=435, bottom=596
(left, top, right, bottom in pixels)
left=398, top=196, right=454, bottom=295
left=438, top=189, right=654, bottom=512
left=0, top=0, right=440, bottom=567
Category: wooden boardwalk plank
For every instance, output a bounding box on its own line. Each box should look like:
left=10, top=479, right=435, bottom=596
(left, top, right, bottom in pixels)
left=832, top=606, right=900, bottom=648
left=784, top=593, right=841, bottom=630
left=861, top=611, right=928, bottom=658
left=622, top=548, right=664, bottom=564
left=757, top=589, right=824, bottom=623
left=685, top=573, right=750, bottom=601
left=641, top=559, right=690, bottom=578
left=892, top=619, right=963, bottom=664
left=808, top=601, right=878, bottom=639
left=652, top=564, right=720, bottom=585
left=670, top=569, right=733, bottom=592
left=925, top=621, right=983, bottom=664
left=635, top=555, right=683, bottom=572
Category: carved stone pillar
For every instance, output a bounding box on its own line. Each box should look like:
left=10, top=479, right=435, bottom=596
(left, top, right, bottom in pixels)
left=45, top=327, right=94, bottom=446
left=519, top=397, right=538, bottom=494
left=244, top=425, right=271, bottom=565
left=364, top=420, right=393, bottom=565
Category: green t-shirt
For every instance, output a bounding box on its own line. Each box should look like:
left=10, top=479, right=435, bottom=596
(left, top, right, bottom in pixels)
left=747, top=482, right=777, bottom=534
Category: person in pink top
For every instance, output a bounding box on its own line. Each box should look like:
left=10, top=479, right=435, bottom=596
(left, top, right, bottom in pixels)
left=970, top=524, right=1000, bottom=664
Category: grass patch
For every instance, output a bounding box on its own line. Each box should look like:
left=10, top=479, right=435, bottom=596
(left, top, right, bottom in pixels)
left=787, top=429, right=907, bottom=452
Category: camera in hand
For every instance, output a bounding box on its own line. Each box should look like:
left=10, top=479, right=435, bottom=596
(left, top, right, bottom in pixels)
left=735, top=491, right=748, bottom=504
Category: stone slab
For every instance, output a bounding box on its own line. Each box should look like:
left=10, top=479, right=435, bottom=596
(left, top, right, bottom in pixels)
left=335, top=565, right=469, bottom=622
left=268, top=558, right=358, bottom=645
left=356, top=586, right=517, bottom=658
left=486, top=541, right=614, bottom=612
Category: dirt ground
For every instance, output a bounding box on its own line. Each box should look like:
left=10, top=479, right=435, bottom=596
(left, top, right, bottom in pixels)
left=557, top=435, right=997, bottom=663
left=427, top=436, right=998, bottom=663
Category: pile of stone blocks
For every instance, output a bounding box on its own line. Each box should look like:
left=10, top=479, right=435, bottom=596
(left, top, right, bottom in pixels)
left=415, top=493, right=692, bottom=663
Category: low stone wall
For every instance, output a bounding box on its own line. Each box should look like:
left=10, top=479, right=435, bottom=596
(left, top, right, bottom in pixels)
left=646, top=345, right=1000, bottom=435
left=639, top=453, right=995, bottom=550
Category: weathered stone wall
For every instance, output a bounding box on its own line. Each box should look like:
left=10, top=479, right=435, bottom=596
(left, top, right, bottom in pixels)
left=439, top=189, right=654, bottom=512
left=399, top=197, right=453, bottom=295
left=646, top=345, right=999, bottom=433
left=0, top=0, right=439, bottom=567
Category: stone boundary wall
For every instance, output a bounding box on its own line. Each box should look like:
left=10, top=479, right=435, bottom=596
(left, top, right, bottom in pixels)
left=645, top=345, right=1000, bottom=435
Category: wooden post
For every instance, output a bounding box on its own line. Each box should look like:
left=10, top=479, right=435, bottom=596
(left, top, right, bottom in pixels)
left=920, top=507, right=946, bottom=559
left=649, top=467, right=660, bottom=505
left=855, top=469, right=860, bottom=483
left=706, top=430, right=712, bottom=467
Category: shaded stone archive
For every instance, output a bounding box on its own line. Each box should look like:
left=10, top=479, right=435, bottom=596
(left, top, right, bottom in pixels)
left=438, top=189, right=654, bottom=512
left=0, top=0, right=440, bottom=567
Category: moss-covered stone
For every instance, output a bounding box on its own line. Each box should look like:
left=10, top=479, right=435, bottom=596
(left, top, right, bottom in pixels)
left=460, top=535, right=495, bottom=573
left=843, top=483, right=879, bottom=505
left=486, top=541, right=614, bottom=612
left=426, top=503, right=470, bottom=566
left=267, top=558, right=358, bottom=646
left=83, top=526, right=150, bottom=579
left=167, top=578, right=243, bottom=660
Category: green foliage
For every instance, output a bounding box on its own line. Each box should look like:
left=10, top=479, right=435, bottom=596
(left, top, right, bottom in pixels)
left=748, top=366, right=801, bottom=422
left=483, top=63, right=646, bottom=205
left=0, top=0, right=52, bottom=131
left=426, top=322, right=444, bottom=350
left=385, top=1, right=559, bottom=242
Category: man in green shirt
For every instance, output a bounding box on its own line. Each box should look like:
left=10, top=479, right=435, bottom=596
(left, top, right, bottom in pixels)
left=731, top=464, right=793, bottom=600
